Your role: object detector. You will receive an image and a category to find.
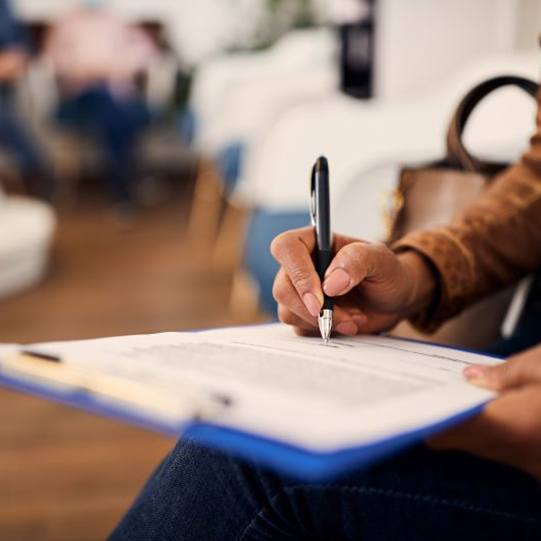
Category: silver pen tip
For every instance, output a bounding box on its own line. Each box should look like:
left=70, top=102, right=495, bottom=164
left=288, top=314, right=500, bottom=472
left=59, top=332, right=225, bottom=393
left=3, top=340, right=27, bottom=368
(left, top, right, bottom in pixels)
left=318, top=309, right=333, bottom=344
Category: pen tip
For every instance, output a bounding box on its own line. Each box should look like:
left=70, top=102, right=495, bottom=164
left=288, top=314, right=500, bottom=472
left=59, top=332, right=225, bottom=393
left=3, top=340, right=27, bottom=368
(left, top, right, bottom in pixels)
left=318, top=309, right=333, bottom=346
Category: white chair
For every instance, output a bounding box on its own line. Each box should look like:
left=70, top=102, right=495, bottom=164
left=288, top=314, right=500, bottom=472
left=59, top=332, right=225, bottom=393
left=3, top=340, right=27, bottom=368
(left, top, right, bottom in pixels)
left=238, top=51, right=540, bottom=212
left=0, top=190, right=56, bottom=299
left=190, top=27, right=339, bottom=154
left=199, top=64, right=339, bottom=156
left=187, top=28, right=339, bottom=255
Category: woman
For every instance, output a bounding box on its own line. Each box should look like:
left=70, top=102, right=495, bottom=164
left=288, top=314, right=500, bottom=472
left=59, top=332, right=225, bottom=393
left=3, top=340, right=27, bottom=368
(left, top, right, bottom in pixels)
left=44, top=1, right=156, bottom=206
left=0, top=0, right=55, bottom=200
left=109, top=88, right=541, bottom=541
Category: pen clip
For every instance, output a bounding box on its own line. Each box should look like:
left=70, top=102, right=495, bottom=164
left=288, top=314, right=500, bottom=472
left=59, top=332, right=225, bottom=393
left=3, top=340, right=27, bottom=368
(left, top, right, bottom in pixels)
left=310, top=164, right=317, bottom=227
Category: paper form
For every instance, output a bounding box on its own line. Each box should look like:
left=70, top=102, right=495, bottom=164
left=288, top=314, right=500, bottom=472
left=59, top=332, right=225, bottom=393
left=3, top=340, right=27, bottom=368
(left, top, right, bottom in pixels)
left=0, top=345, right=18, bottom=358
left=3, top=324, right=498, bottom=451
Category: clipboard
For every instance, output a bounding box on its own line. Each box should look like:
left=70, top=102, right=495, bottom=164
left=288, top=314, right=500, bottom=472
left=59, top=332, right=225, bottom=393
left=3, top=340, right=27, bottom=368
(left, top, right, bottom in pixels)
left=0, top=332, right=492, bottom=481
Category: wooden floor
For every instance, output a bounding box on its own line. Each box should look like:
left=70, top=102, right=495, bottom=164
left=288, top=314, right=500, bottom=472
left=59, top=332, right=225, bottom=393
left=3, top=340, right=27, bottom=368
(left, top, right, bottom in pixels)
left=0, top=185, right=264, bottom=540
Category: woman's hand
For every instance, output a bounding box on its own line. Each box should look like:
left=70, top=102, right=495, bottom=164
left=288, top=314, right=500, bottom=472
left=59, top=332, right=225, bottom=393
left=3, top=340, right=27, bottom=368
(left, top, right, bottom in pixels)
left=429, top=344, right=541, bottom=481
left=270, top=226, right=436, bottom=336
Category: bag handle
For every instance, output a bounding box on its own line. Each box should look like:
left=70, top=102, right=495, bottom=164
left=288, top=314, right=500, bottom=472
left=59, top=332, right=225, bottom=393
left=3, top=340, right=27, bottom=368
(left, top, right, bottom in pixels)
left=447, top=75, right=538, bottom=172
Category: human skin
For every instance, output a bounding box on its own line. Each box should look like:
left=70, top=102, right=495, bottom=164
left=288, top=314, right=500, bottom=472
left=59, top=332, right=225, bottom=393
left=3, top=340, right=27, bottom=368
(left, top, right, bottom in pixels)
left=270, top=226, right=435, bottom=336
left=0, top=47, right=28, bottom=81
left=271, top=226, right=541, bottom=481
left=429, top=347, right=541, bottom=482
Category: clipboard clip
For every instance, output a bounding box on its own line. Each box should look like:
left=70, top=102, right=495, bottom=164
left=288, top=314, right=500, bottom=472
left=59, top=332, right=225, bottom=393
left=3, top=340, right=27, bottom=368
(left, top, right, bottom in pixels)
left=2, top=351, right=233, bottom=423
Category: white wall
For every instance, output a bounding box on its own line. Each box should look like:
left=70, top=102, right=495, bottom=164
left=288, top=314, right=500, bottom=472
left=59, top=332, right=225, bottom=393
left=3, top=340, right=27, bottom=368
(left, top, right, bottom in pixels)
left=374, top=0, right=540, bottom=99
left=516, top=0, right=541, bottom=50
left=16, top=0, right=167, bottom=18
left=14, top=0, right=541, bottom=87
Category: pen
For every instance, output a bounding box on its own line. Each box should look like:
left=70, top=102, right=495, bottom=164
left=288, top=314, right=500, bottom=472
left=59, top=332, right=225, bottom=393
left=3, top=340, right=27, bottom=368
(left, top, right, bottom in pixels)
left=310, top=156, right=333, bottom=343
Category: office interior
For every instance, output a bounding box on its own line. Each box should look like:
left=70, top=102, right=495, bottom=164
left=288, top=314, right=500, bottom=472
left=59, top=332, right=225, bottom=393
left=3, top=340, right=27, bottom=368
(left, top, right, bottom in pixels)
left=1, top=0, right=540, bottom=539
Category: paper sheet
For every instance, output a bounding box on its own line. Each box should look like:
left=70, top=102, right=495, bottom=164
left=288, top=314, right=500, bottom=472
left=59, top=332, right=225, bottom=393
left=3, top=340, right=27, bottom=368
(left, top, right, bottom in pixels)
left=3, top=324, right=498, bottom=451
left=0, top=345, right=18, bottom=358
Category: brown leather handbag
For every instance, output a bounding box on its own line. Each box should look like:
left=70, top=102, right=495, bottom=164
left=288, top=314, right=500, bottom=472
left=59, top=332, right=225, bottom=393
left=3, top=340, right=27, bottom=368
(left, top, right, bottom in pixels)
left=387, top=76, right=539, bottom=349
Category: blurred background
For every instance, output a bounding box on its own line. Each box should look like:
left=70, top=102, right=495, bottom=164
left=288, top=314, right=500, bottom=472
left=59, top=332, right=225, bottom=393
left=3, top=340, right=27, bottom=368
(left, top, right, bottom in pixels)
left=0, top=0, right=540, bottom=539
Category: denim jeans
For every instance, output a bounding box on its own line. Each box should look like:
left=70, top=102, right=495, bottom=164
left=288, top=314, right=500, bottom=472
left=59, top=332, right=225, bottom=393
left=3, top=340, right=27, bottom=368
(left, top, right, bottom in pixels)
left=0, top=100, right=54, bottom=199
left=109, top=439, right=541, bottom=541
left=57, top=85, right=150, bottom=203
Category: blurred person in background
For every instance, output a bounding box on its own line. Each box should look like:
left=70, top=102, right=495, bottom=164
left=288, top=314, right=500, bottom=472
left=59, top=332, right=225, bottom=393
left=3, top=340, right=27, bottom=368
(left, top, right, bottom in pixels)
left=44, top=0, right=158, bottom=211
left=0, top=0, right=55, bottom=200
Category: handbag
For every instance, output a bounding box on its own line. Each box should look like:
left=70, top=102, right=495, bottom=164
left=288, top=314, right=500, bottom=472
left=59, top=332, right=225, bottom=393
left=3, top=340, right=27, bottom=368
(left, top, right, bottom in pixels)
left=387, top=75, right=539, bottom=349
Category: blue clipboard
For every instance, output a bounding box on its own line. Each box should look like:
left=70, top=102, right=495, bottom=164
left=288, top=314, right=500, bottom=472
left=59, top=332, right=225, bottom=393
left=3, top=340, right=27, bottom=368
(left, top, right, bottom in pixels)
left=0, top=367, right=488, bottom=481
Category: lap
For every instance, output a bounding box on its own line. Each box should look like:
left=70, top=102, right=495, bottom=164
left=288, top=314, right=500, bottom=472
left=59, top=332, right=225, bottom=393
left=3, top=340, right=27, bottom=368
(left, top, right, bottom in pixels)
left=110, top=439, right=541, bottom=541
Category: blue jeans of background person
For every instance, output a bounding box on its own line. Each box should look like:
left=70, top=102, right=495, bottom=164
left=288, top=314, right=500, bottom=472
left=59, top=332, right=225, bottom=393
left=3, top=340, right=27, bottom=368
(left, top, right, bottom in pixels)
left=57, top=85, right=150, bottom=203
left=109, top=439, right=541, bottom=540
left=0, top=102, right=54, bottom=199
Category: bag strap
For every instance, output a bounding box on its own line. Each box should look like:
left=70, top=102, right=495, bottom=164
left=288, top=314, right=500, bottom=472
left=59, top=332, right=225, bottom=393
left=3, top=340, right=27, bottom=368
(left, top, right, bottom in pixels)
left=447, top=75, right=539, bottom=172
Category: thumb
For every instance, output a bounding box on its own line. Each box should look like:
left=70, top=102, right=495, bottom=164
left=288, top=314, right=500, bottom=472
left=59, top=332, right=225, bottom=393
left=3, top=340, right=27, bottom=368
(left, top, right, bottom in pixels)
left=464, top=348, right=541, bottom=391
left=322, top=242, right=393, bottom=297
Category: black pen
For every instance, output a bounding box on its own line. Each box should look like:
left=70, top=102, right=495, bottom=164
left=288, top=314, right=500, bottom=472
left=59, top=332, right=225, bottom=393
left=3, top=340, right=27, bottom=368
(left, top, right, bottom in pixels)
left=310, top=156, right=333, bottom=343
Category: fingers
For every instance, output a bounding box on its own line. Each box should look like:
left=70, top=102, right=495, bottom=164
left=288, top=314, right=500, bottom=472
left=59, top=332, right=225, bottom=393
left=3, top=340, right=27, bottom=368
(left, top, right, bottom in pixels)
left=277, top=305, right=316, bottom=332
left=353, top=311, right=400, bottom=334
left=278, top=306, right=365, bottom=337
left=271, top=227, right=322, bottom=317
left=274, top=267, right=367, bottom=336
left=322, top=242, right=393, bottom=297
left=271, top=228, right=401, bottom=335
left=464, top=345, right=541, bottom=391
left=275, top=279, right=366, bottom=336
left=273, top=268, right=316, bottom=326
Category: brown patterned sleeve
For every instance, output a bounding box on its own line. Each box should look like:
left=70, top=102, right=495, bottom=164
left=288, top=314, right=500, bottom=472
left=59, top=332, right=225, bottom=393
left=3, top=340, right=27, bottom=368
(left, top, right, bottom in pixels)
left=393, top=91, right=541, bottom=332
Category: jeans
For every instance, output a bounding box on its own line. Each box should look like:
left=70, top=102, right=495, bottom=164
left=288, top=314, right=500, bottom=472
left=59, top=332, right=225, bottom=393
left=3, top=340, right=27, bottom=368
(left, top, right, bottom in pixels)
left=109, top=439, right=541, bottom=540
left=0, top=101, right=54, bottom=199
left=57, top=85, right=150, bottom=203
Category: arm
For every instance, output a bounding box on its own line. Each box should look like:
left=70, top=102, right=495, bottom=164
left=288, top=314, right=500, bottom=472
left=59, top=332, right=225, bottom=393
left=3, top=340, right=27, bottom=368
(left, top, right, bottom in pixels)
left=394, top=89, right=541, bottom=330
left=0, top=0, right=31, bottom=81
left=0, top=48, right=28, bottom=80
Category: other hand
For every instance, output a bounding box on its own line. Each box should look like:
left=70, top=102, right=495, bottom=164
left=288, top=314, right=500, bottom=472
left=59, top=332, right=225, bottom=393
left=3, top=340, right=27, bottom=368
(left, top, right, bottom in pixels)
left=429, top=344, right=541, bottom=481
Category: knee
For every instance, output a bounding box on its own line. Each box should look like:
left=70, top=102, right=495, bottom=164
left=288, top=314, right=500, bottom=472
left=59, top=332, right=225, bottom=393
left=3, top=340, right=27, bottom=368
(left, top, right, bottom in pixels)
left=157, top=437, right=241, bottom=489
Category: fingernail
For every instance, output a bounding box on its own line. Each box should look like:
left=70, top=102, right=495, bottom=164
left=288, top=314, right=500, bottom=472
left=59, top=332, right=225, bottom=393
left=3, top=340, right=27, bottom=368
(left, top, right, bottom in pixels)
left=303, top=292, right=322, bottom=317
left=323, top=268, right=351, bottom=296
left=335, top=321, right=358, bottom=336
left=464, top=365, right=488, bottom=385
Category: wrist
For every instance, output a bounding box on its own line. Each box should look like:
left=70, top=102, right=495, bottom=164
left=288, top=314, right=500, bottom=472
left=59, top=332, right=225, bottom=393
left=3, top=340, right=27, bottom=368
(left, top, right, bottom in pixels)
left=398, top=250, right=438, bottom=318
